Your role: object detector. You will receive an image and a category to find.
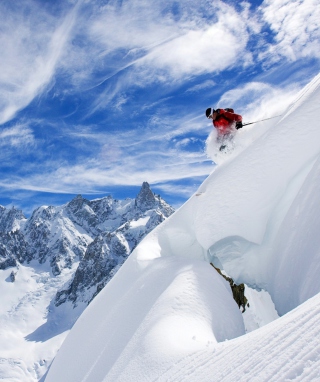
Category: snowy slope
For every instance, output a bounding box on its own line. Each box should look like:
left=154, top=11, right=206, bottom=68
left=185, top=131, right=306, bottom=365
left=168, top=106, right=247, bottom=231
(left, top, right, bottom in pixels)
left=46, top=72, right=320, bottom=381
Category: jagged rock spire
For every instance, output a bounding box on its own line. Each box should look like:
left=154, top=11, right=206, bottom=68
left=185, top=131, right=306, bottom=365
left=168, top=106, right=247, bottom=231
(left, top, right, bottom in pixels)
left=135, top=182, right=157, bottom=211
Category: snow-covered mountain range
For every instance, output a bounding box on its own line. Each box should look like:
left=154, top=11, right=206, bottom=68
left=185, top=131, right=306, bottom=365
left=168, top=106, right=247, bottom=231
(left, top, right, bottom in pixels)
left=0, top=182, right=174, bottom=381
left=45, top=72, right=320, bottom=382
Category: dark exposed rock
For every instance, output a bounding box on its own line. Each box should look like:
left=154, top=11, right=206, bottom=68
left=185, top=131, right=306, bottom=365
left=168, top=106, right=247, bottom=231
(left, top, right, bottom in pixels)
left=22, top=204, right=93, bottom=271
left=211, top=263, right=249, bottom=313
left=0, top=257, right=17, bottom=270
left=56, top=232, right=128, bottom=306
left=135, top=181, right=157, bottom=211
left=10, top=270, right=16, bottom=282
left=135, top=182, right=173, bottom=218
left=0, top=231, right=30, bottom=270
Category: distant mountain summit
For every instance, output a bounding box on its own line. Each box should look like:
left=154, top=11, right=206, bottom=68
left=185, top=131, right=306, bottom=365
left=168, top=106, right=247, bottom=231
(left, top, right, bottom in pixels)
left=55, top=182, right=174, bottom=306
left=0, top=183, right=174, bottom=306
left=0, top=205, right=26, bottom=233
left=136, top=181, right=158, bottom=210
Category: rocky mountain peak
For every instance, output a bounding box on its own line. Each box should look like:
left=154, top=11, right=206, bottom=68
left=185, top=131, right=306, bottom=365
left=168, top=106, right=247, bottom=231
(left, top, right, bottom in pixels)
left=55, top=182, right=175, bottom=307
left=0, top=205, right=26, bottom=233
left=65, top=195, right=98, bottom=235
left=67, top=194, right=89, bottom=211
left=135, top=181, right=157, bottom=211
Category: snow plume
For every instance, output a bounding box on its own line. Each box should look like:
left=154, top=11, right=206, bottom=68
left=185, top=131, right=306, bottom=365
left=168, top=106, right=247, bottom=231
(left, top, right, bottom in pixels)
left=46, top=72, right=320, bottom=382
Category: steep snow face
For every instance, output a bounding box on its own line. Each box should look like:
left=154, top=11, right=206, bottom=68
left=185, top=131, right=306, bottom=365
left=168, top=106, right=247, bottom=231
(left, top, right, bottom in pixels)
left=46, top=72, right=320, bottom=382
left=266, top=153, right=320, bottom=315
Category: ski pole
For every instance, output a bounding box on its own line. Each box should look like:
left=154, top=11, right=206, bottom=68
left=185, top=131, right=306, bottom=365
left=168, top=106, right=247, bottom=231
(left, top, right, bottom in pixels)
left=242, top=115, right=282, bottom=127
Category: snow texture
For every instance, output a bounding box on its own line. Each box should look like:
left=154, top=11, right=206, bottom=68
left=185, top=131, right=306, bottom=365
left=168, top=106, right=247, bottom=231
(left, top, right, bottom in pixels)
left=46, top=73, right=320, bottom=381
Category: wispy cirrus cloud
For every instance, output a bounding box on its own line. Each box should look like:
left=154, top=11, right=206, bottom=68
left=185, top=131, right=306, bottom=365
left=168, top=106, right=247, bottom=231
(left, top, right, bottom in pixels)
left=0, top=124, right=34, bottom=145
left=67, top=0, right=252, bottom=112
left=0, top=109, right=211, bottom=195
left=186, top=80, right=217, bottom=93
left=218, top=81, right=302, bottom=122
left=0, top=153, right=212, bottom=195
left=55, top=0, right=320, bottom=113
left=0, top=1, right=79, bottom=125
left=1, top=0, right=318, bottom=125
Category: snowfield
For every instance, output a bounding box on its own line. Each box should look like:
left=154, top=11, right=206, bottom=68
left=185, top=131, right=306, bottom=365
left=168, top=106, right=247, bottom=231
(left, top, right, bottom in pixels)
left=46, top=73, right=320, bottom=382
left=0, top=262, right=76, bottom=382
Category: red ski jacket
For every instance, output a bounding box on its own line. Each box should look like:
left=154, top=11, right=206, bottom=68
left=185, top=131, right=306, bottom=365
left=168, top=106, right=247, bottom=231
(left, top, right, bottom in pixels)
left=213, top=109, right=242, bottom=135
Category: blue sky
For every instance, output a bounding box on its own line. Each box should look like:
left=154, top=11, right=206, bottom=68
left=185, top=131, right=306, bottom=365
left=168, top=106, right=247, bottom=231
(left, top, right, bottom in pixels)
left=0, top=0, right=319, bottom=215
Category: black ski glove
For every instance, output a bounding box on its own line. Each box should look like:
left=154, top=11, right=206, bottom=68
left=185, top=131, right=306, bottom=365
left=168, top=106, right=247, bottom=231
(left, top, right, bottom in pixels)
left=236, top=121, right=243, bottom=130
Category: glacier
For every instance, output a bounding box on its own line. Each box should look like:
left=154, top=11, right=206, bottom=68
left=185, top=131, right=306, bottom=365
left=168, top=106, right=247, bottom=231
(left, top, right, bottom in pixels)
left=45, top=72, right=320, bottom=381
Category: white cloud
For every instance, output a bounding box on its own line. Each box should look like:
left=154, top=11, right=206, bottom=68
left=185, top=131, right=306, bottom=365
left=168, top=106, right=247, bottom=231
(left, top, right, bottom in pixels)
left=259, top=0, right=320, bottom=63
left=65, top=0, right=251, bottom=98
left=218, top=81, right=301, bottom=123
left=123, top=2, right=252, bottom=84
left=142, top=10, right=249, bottom=79
left=0, top=124, right=35, bottom=148
left=0, top=2, right=79, bottom=125
left=88, top=1, right=178, bottom=52
left=186, top=80, right=216, bottom=93
left=58, top=0, right=319, bottom=110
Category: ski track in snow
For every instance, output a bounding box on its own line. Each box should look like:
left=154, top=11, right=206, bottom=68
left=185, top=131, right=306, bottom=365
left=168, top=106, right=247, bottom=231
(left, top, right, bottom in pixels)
left=155, top=293, right=320, bottom=382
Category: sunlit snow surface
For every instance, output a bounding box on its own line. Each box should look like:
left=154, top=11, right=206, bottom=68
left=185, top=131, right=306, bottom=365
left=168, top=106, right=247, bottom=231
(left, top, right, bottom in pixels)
left=0, top=262, right=79, bottom=382
left=45, top=73, right=320, bottom=381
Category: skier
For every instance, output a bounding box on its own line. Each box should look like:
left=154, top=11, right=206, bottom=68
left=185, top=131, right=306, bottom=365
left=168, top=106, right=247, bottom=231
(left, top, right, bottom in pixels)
left=206, top=107, right=243, bottom=151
